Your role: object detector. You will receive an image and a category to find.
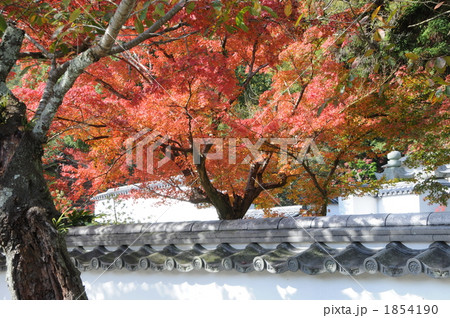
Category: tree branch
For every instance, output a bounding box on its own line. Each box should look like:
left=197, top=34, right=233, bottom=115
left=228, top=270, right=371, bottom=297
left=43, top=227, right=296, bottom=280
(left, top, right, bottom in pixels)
left=84, top=71, right=132, bottom=100
left=110, top=0, right=188, bottom=55
left=31, top=0, right=139, bottom=141
left=408, top=10, right=450, bottom=28
left=95, top=0, right=138, bottom=56
left=0, top=26, right=25, bottom=91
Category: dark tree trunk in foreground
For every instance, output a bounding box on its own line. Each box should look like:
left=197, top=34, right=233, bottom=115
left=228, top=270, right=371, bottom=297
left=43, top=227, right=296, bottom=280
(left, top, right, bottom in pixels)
left=0, top=128, right=87, bottom=299
left=0, top=28, right=87, bottom=299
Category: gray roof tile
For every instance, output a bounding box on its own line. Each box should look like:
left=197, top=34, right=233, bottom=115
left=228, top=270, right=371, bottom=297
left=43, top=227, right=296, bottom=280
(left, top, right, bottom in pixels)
left=3, top=212, right=450, bottom=278
left=363, top=242, right=424, bottom=277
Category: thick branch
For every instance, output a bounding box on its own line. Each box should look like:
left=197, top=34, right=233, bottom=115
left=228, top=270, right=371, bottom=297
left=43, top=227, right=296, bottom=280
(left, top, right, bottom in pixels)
left=96, top=0, right=138, bottom=56
left=110, top=0, right=188, bottom=55
left=0, top=26, right=25, bottom=91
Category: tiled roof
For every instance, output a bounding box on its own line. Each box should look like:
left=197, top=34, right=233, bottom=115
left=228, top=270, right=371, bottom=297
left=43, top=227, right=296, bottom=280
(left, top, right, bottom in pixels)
left=377, top=179, right=450, bottom=197
left=63, top=241, right=450, bottom=278
left=92, top=180, right=179, bottom=201
left=1, top=212, right=450, bottom=278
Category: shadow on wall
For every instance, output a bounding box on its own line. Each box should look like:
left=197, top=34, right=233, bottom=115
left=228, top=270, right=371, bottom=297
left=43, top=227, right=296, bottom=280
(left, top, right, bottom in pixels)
left=75, top=271, right=450, bottom=300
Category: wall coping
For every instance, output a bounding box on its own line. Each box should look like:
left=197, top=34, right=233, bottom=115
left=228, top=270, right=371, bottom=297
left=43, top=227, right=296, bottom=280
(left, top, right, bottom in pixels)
left=3, top=212, right=450, bottom=277
left=66, top=212, right=450, bottom=246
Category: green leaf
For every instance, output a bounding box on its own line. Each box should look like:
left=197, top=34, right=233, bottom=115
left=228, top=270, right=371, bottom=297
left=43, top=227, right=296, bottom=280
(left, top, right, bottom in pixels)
left=224, top=24, right=237, bottom=33
left=364, top=49, right=374, bottom=57
left=373, top=63, right=380, bottom=73
left=144, top=18, right=154, bottom=28
left=62, top=0, right=71, bottom=8
left=386, top=7, right=398, bottom=24
left=445, top=86, right=450, bottom=96
left=139, top=2, right=151, bottom=20
left=405, top=52, right=419, bottom=61
left=18, top=64, right=35, bottom=77
left=186, top=1, right=196, bottom=14
left=154, top=3, right=165, bottom=17
left=134, top=18, right=144, bottom=33
left=262, top=6, right=278, bottom=18
left=432, top=76, right=448, bottom=85
left=0, top=14, right=7, bottom=32
left=212, top=0, right=223, bottom=12
left=444, top=56, right=450, bottom=65
left=69, top=8, right=81, bottom=23
left=236, top=7, right=249, bottom=32
left=384, top=43, right=395, bottom=51
left=317, top=102, right=327, bottom=116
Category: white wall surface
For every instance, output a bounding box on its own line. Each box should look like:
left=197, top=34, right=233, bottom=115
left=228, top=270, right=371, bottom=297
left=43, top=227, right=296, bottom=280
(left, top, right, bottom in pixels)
left=377, top=194, right=421, bottom=214
left=378, top=194, right=450, bottom=214
left=338, top=196, right=378, bottom=215
left=95, top=197, right=219, bottom=223
left=338, top=194, right=450, bottom=215
left=2, top=270, right=449, bottom=300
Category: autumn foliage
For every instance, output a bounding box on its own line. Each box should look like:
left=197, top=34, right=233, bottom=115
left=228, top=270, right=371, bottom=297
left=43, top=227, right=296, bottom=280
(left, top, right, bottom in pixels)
left=6, top=0, right=449, bottom=219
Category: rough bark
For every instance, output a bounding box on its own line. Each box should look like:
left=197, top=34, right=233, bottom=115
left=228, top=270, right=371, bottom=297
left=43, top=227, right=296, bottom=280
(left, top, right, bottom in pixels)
left=0, top=96, right=87, bottom=299
left=1, top=26, right=87, bottom=299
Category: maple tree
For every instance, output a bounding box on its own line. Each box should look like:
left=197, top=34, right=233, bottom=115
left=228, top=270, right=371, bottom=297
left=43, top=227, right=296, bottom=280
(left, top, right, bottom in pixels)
left=1, top=0, right=448, bottom=300
left=35, top=1, right=385, bottom=219
left=50, top=0, right=448, bottom=219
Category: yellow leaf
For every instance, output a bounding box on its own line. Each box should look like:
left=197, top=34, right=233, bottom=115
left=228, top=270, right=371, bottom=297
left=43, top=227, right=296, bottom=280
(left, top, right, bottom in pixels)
left=371, top=5, right=381, bottom=21
left=254, top=1, right=262, bottom=15
left=373, top=31, right=381, bottom=42
left=294, top=13, right=304, bottom=27
left=284, top=1, right=292, bottom=17
left=373, top=28, right=385, bottom=42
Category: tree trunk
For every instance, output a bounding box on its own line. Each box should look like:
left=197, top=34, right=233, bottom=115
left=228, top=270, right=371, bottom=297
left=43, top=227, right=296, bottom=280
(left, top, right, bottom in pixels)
left=195, top=154, right=274, bottom=220
left=318, top=201, right=328, bottom=216
left=0, top=95, right=87, bottom=299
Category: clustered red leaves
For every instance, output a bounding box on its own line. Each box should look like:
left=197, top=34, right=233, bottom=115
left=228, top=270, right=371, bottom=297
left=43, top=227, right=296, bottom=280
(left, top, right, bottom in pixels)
left=7, top=0, right=448, bottom=215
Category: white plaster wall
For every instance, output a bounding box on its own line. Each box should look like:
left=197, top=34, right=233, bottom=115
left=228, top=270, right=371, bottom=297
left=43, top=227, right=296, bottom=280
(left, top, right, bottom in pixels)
left=2, top=270, right=449, bottom=300
left=338, top=196, right=378, bottom=215
left=376, top=194, right=450, bottom=214
left=95, top=197, right=219, bottom=224
left=377, top=195, right=421, bottom=214
left=326, top=203, right=340, bottom=216
left=339, top=193, right=450, bottom=215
